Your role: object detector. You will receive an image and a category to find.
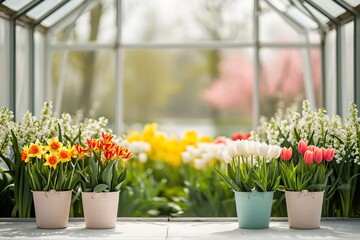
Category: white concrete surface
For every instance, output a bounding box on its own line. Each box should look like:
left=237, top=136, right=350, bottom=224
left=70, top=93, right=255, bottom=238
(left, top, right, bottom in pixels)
left=0, top=218, right=359, bottom=240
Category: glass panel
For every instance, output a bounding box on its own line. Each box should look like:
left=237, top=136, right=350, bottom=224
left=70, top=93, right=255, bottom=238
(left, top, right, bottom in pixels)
left=0, top=18, right=9, bottom=109
left=52, top=0, right=116, bottom=44
left=268, top=0, right=318, bottom=30
left=303, top=2, right=330, bottom=24
left=343, top=22, right=354, bottom=112
left=52, top=50, right=116, bottom=128
left=312, top=0, right=346, bottom=17
left=16, top=26, right=30, bottom=119
left=344, top=0, right=360, bottom=7
left=41, top=0, right=84, bottom=27
left=260, top=48, right=321, bottom=118
left=122, top=0, right=253, bottom=43
left=34, top=31, right=45, bottom=116
left=123, top=49, right=254, bottom=137
left=260, top=1, right=303, bottom=43
left=26, top=0, right=64, bottom=20
left=324, top=30, right=336, bottom=115
left=2, top=0, right=32, bottom=11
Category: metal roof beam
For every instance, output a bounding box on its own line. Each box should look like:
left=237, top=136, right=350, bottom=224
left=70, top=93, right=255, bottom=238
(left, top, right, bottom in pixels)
left=302, top=0, right=343, bottom=116
left=33, top=0, right=71, bottom=26
left=333, top=0, right=360, bottom=111
left=9, top=0, right=44, bottom=119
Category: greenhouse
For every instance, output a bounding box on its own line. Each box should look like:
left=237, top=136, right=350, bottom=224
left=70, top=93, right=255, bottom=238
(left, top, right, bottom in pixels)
left=0, top=0, right=360, bottom=239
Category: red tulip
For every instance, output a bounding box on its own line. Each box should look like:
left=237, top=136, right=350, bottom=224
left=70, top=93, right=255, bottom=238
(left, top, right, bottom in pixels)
left=104, top=149, right=115, bottom=161
left=313, top=147, right=323, bottom=163
left=323, top=148, right=335, bottom=162
left=87, top=139, right=97, bottom=149
left=298, top=140, right=308, bottom=154
left=304, top=150, right=314, bottom=164
left=281, top=147, right=292, bottom=161
left=231, top=132, right=244, bottom=141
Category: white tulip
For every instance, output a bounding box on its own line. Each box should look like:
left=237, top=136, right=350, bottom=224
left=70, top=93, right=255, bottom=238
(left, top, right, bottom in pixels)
left=138, top=152, right=148, bottom=163
left=235, top=140, right=246, bottom=156
left=194, top=158, right=207, bottom=170
left=181, top=152, right=193, bottom=163
left=267, top=145, right=281, bottom=158
left=222, top=151, right=232, bottom=163
left=246, top=140, right=259, bottom=156
left=257, top=142, right=269, bottom=158
left=227, top=141, right=238, bottom=158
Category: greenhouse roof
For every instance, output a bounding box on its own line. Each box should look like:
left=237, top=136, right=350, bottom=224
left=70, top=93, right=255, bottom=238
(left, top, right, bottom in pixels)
left=0, top=0, right=359, bottom=32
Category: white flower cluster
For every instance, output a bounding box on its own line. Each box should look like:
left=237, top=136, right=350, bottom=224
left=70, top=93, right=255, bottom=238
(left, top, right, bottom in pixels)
left=255, top=100, right=360, bottom=165
left=181, top=142, right=228, bottom=169
left=0, top=101, right=116, bottom=159
left=120, top=140, right=151, bottom=163
left=222, top=140, right=281, bottom=164
left=0, top=107, right=15, bottom=156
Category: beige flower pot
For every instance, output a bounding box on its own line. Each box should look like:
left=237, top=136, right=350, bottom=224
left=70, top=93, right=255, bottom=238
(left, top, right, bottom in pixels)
left=285, top=190, right=324, bottom=229
left=32, top=190, right=72, bottom=229
left=82, top=191, right=119, bottom=229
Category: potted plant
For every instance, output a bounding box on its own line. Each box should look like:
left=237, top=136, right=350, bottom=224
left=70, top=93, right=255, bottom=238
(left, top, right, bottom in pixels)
left=279, top=140, right=335, bottom=229
left=76, top=132, right=132, bottom=229
left=215, top=140, right=281, bottom=229
left=20, top=136, right=78, bottom=229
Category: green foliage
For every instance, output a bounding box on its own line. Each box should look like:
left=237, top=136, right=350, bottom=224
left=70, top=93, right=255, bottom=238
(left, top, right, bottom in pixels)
left=215, top=156, right=281, bottom=192
left=279, top=159, right=333, bottom=192
left=0, top=130, right=32, bottom=217
left=78, top=157, right=127, bottom=193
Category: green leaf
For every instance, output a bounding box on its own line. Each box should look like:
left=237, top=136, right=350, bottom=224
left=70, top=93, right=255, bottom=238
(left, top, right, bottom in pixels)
left=214, top=168, right=240, bottom=192
left=94, top=184, right=109, bottom=193
left=101, top=160, right=115, bottom=188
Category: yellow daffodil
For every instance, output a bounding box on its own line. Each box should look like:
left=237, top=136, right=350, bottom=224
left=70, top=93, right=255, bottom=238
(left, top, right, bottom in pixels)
left=58, top=146, right=73, bottom=163
left=47, top=137, right=62, bottom=152
left=44, top=153, right=60, bottom=169
left=28, top=139, right=43, bottom=159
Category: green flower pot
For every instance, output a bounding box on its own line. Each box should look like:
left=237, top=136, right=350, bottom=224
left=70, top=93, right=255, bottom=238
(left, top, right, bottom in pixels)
left=234, top=191, right=274, bottom=229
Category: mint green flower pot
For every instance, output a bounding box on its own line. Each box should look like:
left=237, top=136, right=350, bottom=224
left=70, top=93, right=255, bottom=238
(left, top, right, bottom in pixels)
left=234, top=191, right=274, bottom=229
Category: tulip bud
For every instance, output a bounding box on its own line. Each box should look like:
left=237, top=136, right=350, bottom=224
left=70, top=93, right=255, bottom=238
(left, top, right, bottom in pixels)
left=281, top=147, right=292, bottom=161
left=304, top=150, right=314, bottom=164
left=307, top=145, right=316, bottom=152
left=323, top=148, right=335, bottom=162
left=298, top=140, right=308, bottom=155
left=313, top=147, right=323, bottom=163
left=258, top=142, right=269, bottom=158
left=222, top=151, right=232, bottom=163
left=268, top=145, right=281, bottom=158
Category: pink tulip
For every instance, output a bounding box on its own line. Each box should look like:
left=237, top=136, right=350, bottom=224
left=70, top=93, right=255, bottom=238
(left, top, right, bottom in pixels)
left=307, top=145, right=316, bottom=152
left=313, top=147, right=323, bottom=163
left=323, top=148, right=335, bottom=162
left=298, top=140, right=308, bottom=154
left=304, top=150, right=314, bottom=164
left=281, top=147, right=292, bottom=161
left=321, top=147, right=327, bottom=159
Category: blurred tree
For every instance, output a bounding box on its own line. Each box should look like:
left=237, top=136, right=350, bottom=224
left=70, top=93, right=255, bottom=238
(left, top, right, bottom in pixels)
left=202, top=49, right=321, bottom=118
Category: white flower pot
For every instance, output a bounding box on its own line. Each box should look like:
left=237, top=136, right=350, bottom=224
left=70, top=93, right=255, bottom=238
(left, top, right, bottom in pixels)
left=285, top=190, right=324, bottom=229
left=82, top=191, right=119, bottom=229
left=32, top=190, right=71, bottom=229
